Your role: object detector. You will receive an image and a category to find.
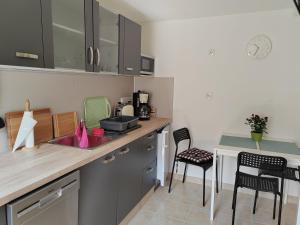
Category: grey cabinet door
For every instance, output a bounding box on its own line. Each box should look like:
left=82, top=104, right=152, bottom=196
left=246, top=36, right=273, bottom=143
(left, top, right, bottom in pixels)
left=0, top=206, right=6, bottom=225
left=119, top=15, right=141, bottom=75
left=0, top=0, right=52, bottom=68
left=140, top=132, right=158, bottom=166
left=93, top=4, right=119, bottom=73
left=51, top=0, right=94, bottom=71
left=116, top=143, right=143, bottom=224
left=79, top=152, right=118, bottom=225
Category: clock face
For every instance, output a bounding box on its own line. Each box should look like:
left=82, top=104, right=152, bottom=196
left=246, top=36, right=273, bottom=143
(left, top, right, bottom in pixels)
left=247, top=35, right=272, bottom=59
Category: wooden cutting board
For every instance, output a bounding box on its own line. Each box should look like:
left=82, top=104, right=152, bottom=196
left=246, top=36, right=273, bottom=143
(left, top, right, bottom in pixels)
left=53, top=112, right=78, bottom=138
left=5, top=108, right=53, bottom=150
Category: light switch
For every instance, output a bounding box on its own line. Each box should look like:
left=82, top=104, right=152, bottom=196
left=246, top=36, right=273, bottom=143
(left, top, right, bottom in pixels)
left=206, top=92, right=214, bottom=100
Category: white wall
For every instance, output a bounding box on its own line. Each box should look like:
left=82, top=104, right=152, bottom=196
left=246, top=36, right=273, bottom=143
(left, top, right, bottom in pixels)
left=142, top=9, right=300, bottom=196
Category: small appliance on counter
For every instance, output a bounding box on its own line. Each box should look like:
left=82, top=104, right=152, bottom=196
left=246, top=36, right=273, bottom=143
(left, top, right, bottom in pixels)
left=133, top=91, right=151, bottom=120
left=114, top=97, right=134, bottom=117
left=140, top=55, right=155, bottom=75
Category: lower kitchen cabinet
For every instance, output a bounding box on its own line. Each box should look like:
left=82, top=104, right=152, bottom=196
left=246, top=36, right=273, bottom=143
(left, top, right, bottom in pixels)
left=0, top=206, right=6, bottom=225
left=79, top=132, right=158, bottom=225
left=116, top=142, right=143, bottom=224
left=79, top=151, right=119, bottom=225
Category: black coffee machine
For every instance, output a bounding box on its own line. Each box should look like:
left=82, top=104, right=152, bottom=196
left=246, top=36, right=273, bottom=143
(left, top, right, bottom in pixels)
left=133, top=91, right=151, bottom=120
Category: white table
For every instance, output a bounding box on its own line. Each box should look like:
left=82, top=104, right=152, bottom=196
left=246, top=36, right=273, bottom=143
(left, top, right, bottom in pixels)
left=210, top=135, right=300, bottom=223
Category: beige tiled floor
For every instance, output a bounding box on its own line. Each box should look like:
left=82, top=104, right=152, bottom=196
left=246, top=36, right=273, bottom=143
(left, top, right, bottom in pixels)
left=128, top=180, right=297, bottom=225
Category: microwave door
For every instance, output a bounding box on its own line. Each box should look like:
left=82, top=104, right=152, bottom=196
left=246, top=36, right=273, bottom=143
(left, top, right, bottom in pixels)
left=141, top=56, right=154, bottom=75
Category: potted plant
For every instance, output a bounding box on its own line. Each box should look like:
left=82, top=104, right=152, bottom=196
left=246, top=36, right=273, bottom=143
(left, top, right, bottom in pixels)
left=245, top=114, right=268, bottom=142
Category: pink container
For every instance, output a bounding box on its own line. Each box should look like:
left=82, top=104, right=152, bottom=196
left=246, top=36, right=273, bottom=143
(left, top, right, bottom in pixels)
left=91, top=128, right=104, bottom=137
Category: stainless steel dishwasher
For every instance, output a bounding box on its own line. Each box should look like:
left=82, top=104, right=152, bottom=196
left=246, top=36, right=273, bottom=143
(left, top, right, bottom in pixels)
left=7, top=171, right=80, bottom=225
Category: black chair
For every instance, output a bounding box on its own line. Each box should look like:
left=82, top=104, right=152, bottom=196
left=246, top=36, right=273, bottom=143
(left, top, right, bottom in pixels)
left=168, top=128, right=219, bottom=206
left=232, top=152, right=287, bottom=225
left=253, top=166, right=300, bottom=217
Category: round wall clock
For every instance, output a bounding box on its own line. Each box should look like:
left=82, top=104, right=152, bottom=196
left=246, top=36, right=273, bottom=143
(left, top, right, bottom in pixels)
left=247, top=35, right=272, bottom=59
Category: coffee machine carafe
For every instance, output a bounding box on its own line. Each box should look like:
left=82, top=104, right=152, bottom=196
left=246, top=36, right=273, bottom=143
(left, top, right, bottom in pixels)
left=133, top=91, right=151, bottom=120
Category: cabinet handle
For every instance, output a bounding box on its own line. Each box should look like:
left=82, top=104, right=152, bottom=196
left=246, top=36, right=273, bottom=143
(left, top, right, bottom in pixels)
left=147, top=145, right=154, bottom=152
left=88, top=47, right=94, bottom=65
left=126, top=67, right=133, bottom=71
left=16, top=52, right=39, bottom=60
left=146, top=167, right=154, bottom=174
left=102, top=155, right=115, bottom=164
left=119, top=147, right=130, bottom=155
left=96, top=48, right=100, bottom=66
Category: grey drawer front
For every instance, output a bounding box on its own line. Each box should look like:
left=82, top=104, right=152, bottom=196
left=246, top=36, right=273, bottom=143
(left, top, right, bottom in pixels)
left=141, top=132, right=157, bottom=165
left=141, top=132, right=157, bottom=145
left=141, top=160, right=157, bottom=196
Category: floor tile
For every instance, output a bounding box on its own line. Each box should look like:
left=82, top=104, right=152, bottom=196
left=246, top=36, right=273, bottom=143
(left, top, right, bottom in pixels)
left=127, top=181, right=298, bottom=225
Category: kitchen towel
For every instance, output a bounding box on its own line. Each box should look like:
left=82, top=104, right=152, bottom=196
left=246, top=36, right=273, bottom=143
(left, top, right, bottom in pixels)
left=13, top=111, right=37, bottom=152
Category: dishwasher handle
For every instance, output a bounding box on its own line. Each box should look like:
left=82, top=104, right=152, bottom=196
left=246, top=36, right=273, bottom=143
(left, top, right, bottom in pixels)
left=39, top=189, right=62, bottom=209
left=16, top=179, right=78, bottom=218
left=16, top=189, right=63, bottom=218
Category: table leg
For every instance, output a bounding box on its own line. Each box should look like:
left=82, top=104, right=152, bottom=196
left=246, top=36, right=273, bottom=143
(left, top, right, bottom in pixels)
left=220, top=155, right=224, bottom=190
left=210, top=149, right=217, bottom=221
left=284, top=180, right=288, bottom=204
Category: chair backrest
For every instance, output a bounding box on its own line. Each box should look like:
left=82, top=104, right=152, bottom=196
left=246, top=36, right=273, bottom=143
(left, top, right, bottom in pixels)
left=173, top=128, right=191, bottom=149
left=237, top=152, right=287, bottom=173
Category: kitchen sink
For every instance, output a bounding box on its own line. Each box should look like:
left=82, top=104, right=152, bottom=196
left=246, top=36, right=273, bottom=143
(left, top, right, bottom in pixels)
left=49, top=133, right=121, bottom=150
left=49, top=120, right=142, bottom=150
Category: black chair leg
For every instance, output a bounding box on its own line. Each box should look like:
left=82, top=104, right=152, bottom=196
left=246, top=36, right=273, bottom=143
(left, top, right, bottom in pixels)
left=253, top=190, right=259, bottom=214
left=168, top=158, right=177, bottom=193
left=216, top=158, right=219, bottom=194
left=232, top=183, right=238, bottom=210
left=273, top=194, right=277, bottom=220
left=232, top=186, right=238, bottom=225
left=203, top=169, right=206, bottom=207
left=183, top=163, right=188, bottom=183
left=278, top=179, right=284, bottom=225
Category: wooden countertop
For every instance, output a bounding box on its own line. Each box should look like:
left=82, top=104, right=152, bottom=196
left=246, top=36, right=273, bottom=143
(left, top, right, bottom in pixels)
left=0, top=117, right=170, bottom=206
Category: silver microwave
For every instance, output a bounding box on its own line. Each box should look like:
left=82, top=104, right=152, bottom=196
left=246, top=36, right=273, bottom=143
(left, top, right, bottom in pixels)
left=140, top=55, right=155, bottom=75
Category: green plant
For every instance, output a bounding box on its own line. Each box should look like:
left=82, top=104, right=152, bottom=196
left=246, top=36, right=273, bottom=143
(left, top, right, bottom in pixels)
left=245, top=114, right=268, bottom=134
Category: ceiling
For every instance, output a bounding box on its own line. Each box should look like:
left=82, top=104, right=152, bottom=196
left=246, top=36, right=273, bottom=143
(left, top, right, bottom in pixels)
left=100, top=0, right=294, bottom=23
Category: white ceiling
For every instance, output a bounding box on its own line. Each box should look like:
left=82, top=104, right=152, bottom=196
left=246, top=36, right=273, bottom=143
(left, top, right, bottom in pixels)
left=100, top=0, right=294, bottom=23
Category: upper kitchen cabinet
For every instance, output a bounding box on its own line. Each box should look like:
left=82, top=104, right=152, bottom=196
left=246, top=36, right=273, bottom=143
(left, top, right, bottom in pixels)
left=51, top=0, right=94, bottom=71
left=93, top=4, right=119, bottom=74
left=119, top=15, right=141, bottom=75
left=0, top=0, right=54, bottom=68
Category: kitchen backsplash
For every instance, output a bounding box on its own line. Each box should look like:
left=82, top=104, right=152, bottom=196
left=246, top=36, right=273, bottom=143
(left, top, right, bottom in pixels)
left=0, top=69, right=134, bottom=118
